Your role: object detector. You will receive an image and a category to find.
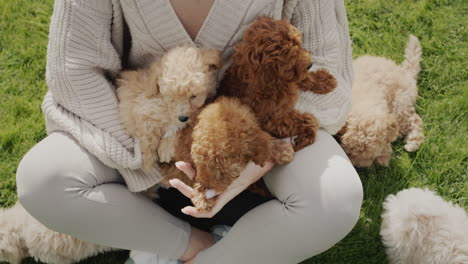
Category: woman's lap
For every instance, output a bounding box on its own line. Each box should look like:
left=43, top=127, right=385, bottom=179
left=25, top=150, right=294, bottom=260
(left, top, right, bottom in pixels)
left=16, top=132, right=191, bottom=259
left=194, top=130, right=363, bottom=264
left=266, top=129, right=363, bottom=228
left=16, top=130, right=363, bottom=263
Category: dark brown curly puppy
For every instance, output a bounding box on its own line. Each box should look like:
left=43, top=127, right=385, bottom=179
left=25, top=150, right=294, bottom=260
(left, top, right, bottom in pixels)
left=160, top=96, right=294, bottom=211
left=219, top=16, right=337, bottom=151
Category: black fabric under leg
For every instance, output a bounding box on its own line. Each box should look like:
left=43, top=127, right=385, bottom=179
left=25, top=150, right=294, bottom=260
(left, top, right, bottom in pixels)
left=156, top=188, right=273, bottom=232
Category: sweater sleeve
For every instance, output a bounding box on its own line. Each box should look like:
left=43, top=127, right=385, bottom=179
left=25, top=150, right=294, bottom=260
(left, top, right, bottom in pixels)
left=286, top=0, right=353, bottom=135
left=45, top=0, right=134, bottom=150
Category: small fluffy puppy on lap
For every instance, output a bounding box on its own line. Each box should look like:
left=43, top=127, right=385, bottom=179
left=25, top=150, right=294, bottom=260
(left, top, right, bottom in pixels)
left=160, top=96, right=295, bottom=211
left=220, top=16, right=337, bottom=152
left=117, top=46, right=221, bottom=168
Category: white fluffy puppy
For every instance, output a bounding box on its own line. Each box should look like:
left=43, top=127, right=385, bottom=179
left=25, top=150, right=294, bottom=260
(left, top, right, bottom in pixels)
left=0, top=202, right=113, bottom=264
left=381, top=188, right=468, bottom=264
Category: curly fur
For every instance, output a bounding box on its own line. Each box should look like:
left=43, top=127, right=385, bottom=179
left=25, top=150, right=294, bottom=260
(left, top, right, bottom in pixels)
left=219, top=16, right=337, bottom=152
left=337, top=35, right=425, bottom=167
left=160, top=97, right=294, bottom=211
left=381, top=188, right=468, bottom=264
left=0, top=203, right=113, bottom=264
left=117, top=46, right=221, bottom=168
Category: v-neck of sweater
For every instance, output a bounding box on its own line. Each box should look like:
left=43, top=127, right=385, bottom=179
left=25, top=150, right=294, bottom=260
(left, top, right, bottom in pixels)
left=136, top=0, right=254, bottom=50
left=169, top=0, right=215, bottom=41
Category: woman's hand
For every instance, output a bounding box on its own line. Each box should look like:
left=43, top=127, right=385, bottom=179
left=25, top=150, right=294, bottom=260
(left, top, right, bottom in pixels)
left=169, top=161, right=274, bottom=218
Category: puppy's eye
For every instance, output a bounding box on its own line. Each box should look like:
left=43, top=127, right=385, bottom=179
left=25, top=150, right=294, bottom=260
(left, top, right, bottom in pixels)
left=190, top=95, right=197, bottom=100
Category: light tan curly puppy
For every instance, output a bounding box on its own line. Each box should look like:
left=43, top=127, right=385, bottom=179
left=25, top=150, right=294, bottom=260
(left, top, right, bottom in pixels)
left=338, top=35, right=425, bottom=167
left=0, top=202, right=113, bottom=264
left=117, top=46, right=221, bottom=169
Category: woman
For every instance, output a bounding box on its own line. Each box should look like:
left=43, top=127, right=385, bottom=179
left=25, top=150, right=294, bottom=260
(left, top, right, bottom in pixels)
left=16, top=0, right=363, bottom=263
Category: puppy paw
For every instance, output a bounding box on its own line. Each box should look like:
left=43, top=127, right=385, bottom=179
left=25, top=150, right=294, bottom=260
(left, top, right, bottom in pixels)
left=404, top=141, right=420, bottom=152
left=158, top=150, right=174, bottom=163
left=192, top=195, right=216, bottom=213
left=293, top=113, right=319, bottom=151
left=313, top=69, right=337, bottom=94
left=293, top=132, right=316, bottom=152
left=272, top=139, right=294, bottom=164
left=191, top=183, right=216, bottom=212
left=376, top=155, right=391, bottom=167
left=157, top=137, right=176, bottom=163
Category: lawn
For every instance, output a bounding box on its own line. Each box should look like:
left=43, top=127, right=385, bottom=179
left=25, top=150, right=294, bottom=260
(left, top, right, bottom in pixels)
left=0, top=0, right=466, bottom=263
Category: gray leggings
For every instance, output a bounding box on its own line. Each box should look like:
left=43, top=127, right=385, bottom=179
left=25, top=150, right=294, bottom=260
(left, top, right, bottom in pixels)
left=16, top=130, right=362, bottom=264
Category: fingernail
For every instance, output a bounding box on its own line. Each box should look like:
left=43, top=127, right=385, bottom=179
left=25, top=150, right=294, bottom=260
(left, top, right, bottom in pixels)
left=205, top=189, right=216, bottom=199
left=181, top=207, right=191, bottom=215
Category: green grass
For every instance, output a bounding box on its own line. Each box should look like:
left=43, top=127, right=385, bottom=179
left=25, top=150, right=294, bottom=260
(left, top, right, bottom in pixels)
left=0, top=0, right=466, bottom=263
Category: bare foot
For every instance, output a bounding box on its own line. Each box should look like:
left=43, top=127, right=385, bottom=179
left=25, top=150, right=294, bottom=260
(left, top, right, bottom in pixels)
left=179, top=227, right=215, bottom=262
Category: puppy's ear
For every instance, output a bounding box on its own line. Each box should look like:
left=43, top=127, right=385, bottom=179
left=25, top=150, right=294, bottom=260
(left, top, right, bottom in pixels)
left=283, top=47, right=310, bottom=83
left=246, top=48, right=278, bottom=87
left=200, top=48, right=222, bottom=71
left=143, top=62, right=161, bottom=97
left=232, top=37, right=263, bottom=78
left=117, top=69, right=160, bottom=98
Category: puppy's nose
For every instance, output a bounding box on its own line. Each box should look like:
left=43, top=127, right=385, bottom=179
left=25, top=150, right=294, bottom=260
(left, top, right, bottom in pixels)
left=307, top=63, right=313, bottom=69
left=178, top=115, right=189, bottom=122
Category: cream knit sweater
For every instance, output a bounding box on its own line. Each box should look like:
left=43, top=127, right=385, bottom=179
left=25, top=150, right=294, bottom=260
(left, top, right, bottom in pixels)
left=42, top=0, right=353, bottom=192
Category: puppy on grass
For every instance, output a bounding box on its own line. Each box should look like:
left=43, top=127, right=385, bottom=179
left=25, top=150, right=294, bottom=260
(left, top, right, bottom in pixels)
left=117, top=46, right=221, bottom=168
left=220, top=16, right=337, bottom=152
left=381, top=188, right=468, bottom=264
left=0, top=202, right=112, bottom=264
left=337, top=35, right=425, bottom=167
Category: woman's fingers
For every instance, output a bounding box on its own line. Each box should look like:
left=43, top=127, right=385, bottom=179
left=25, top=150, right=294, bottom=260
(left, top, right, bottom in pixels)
left=175, top=161, right=196, bottom=180
left=169, top=179, right=194, bottom=198
left=176, top=160, right=275, bottom=218
left=180, top=184, right=245, bottom=218
left=181, top=206, right=216, bottom=218
left=181, top=206, right=202, bottom=216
